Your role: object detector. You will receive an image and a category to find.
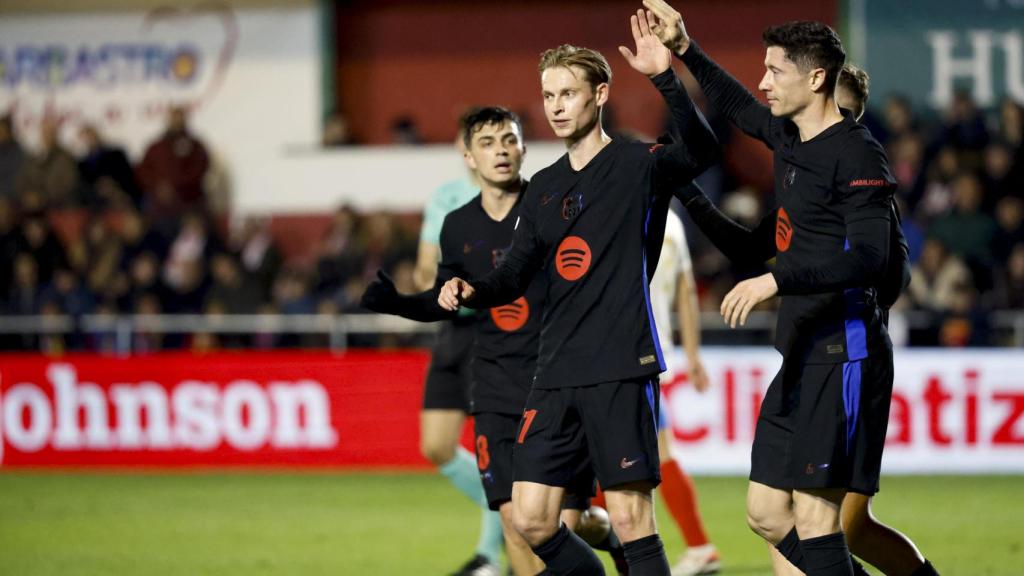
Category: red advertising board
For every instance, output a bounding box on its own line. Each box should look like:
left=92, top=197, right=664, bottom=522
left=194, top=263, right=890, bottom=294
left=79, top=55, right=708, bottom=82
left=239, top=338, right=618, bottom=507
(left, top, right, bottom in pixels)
left=0, top=351, right=435, bottom=468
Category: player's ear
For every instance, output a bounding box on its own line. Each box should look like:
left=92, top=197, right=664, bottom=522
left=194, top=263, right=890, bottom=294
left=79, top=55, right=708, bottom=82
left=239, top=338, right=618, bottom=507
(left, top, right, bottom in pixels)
left=808, top=67, right=827, bottom=93
left=463, top=149, right=478, bottom=171
left=594, top=82, right=610, bottom=107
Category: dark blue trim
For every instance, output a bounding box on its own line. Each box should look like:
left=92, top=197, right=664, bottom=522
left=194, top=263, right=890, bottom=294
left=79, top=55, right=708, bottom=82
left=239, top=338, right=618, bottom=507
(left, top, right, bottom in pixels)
left=642, top=197, right=666, bottom=371
left=842, top=237, right=868, bottom=360
left=842, top=360, right=862, bottom=454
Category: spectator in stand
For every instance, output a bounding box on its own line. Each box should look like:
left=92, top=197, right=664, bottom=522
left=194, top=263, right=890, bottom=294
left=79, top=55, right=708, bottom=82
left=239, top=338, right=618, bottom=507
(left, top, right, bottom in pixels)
left=271, top=267, right=315, bottom=348
left=908, top=238, right=973, bottom=314
left=0, top=197, right=19, bottom=301
left=315, top=204, right=361, bottom=302
left=81, top=215, right=124, bottom=303
left=929, top=172, right=997, bottom=288
left=997, top=97, right=1024, bottom=152
left=993, top=243, right=1024, bottom=310
left=232, top=216, right=282, bottom=302
left=917, top=146, right=961, bottom=221
left=136, top=105, right=210, bottom=225
left=40, top=267, right=94, bottom=319
left=18, top=116, right=80, bottom=207
left=982, top=142, right=1021, bottom=207
left=7, top=253, right=42, bottom=316
left=994, top=196, right=1024, bottom=263
left=78, top=124, right=141, bottom=209
left=15, top=212, right=68, bottom=286
left=119, top=207, right=169, bottom=267
left=205, top=252, right=263, bottom=315
left=120, top=251, right=172, bottom=314
left=132, top=292, right=165, bottom=352
left=0, top=115, right=26, bottom=201
left=165, top=259, right=208, bottom=315
left=942, top=89, right=989, bottom=153
left=390, top=116, right=423, bottom=144
left=938, top=283, right=990, bottom=347
left=163, top=211, right=219, bottom=294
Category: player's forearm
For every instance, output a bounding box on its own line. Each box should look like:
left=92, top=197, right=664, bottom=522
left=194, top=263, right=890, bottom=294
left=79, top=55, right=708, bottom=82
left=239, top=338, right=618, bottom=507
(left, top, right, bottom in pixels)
left=678, top=41, right=769, bottom=139
left=385, top=290, right=457, bottom=322
left=466, top=260, right=534, bottom=309
left=678, top=271, right=702, bottom=358
left=773, top=218, right=890, bottom=295
left=651, top=69, right=719, bottom=175
left=680, top=192, right=775, bottom=265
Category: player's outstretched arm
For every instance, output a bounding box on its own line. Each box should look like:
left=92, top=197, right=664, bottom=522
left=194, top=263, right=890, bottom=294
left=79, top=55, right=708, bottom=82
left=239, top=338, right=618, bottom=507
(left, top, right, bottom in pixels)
left=675, top=182, right=777, bottom=266
left=361, top=270, right=456, bottom=322
left=644, top=0, right=774, bottom=145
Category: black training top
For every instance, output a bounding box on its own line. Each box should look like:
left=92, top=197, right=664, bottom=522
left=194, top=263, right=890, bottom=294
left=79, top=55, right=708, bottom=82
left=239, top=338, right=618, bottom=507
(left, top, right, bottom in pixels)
left=437, top=193, right=546, bottom=415
left=679, top=41, right=896, bottom=363
left=464, top=69, right=718, bottom=388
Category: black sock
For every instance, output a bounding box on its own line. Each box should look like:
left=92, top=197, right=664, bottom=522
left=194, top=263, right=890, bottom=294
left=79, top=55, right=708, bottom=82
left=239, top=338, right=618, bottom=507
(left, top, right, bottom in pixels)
left=910, top=560, right=939, bottom=576
left=775, top=527, right=807, bottom=570
left=591, top=530, right=628, bottom=575
left=531, top=524, right=605, bottom=575
left=801, top=532, right=854, bottom=576
left=621, top=534, right=670, bottom=576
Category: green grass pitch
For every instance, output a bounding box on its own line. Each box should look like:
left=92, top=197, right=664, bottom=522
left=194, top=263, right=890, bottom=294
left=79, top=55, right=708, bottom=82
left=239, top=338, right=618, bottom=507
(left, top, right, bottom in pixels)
left=0, top=472, right=1019, bottom=575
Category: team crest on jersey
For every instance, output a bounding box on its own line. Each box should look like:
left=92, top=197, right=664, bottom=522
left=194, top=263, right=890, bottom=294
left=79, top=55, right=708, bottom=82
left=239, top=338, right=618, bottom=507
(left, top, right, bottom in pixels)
left=784, top=165, right=797, bottom=190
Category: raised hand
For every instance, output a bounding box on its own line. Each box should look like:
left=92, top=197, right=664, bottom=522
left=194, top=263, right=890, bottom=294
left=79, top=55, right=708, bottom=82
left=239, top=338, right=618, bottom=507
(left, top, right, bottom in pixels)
left=438, top=277, right=476, bottom=311
left=361, top=270, right=400, bottom=313
left=642, top=0, right=691, bottom=56
left=618, top=9, right=673, bottom=77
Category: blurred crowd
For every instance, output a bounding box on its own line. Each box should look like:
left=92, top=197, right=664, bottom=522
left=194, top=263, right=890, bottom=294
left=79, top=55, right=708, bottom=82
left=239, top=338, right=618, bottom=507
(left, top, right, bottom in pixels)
left=1, top=91, right=1023, bottom=353
left=0, top=108, right=419, bottom=353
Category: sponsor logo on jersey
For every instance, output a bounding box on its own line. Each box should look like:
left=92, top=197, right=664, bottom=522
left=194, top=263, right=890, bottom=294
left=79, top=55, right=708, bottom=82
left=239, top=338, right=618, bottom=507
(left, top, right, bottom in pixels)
left=849, top=178, right=888, bottom=187
left=491, top=297, right=530, bottom=332
left=555, top=236, right=592, bottom=281
left=775, top=207, right=793, bottom=252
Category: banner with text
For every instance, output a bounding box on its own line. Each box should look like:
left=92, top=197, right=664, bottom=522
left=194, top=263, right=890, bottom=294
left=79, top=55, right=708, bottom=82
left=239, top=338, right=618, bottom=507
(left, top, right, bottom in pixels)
left=850, top=0, right=1024, bottom=111
left=0, top=348, right=1021, bottom=472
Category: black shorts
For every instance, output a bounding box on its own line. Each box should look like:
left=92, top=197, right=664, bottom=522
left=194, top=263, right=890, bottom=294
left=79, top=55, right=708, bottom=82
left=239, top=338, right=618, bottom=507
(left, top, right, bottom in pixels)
left=422, top=321, right=474, bottom=411
left=475, top=412, right=595, bottom=512
left=750, top=349, right=894, bottom=495
left=513, top=378, right=662, bottom=491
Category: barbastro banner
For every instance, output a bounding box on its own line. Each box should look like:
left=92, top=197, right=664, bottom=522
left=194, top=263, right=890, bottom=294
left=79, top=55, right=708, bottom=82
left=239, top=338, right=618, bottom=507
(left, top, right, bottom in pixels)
left=0, top=348, right=1021, bottom=472
left=850, top=0, right=1024, bottom=111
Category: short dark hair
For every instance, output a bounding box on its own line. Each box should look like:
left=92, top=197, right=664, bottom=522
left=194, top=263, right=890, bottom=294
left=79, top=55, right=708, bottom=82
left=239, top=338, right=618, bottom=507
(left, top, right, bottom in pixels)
left=763, top=21, right=846, bottom=94
left=460, top=107, right=522, bottom=148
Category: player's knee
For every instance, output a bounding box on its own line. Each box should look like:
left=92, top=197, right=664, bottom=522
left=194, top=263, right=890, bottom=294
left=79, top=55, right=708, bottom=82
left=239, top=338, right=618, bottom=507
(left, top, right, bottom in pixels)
left=419, top=438, right=455, bottom=466
left=608, top=504, right=654, bottom=542
left=746, top=503, right=788, bottom=542
left=511, top=507, right=558, bottom=547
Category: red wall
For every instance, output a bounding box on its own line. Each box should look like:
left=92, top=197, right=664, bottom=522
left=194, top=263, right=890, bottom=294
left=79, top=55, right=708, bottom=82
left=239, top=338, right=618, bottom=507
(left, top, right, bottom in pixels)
left=334, top=0, right=836, bottom=145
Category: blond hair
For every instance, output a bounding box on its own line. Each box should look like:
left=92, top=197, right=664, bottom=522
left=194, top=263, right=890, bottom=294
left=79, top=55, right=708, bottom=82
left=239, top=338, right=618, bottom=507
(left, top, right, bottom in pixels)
left=538, top=44, right=612, bottom=87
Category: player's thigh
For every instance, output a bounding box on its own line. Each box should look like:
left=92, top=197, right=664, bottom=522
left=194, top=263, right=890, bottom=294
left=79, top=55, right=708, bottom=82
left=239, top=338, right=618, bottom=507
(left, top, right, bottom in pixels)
left=578, top=378, right=661, bottom=490
left=792, top=487, right=845, bottom=539
left=746, top=480, right=795, bottom=541
left=511, top=480, right=565, bottom=534
left=512, top=387, right=588, bottom=489
left=474, top=412, right=520, bottom=511
left=419, top=409, right=465, bottom=462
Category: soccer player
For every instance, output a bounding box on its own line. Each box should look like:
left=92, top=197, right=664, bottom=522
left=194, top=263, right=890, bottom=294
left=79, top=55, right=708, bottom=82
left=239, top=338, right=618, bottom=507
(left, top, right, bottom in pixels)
left=650, top=207, right=720, bottom=576
left=363, top=107, right=596, bottom=575
left=438, top=12, right=717, bottom=575
left=412, top=115, right=504, bottom=576
left=639, top=1, right=913, bottom=574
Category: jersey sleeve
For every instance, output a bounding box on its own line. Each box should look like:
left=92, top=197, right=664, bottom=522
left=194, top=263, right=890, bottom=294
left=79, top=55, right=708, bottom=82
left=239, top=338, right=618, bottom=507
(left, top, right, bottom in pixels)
left=467, top=187, right=544, bottom=308
left=773, top=135, right=896, bottom=295
left=678, top=183, right=777, bottom=266
left=679, top=41, right=780, bottom=150
left=647, top=68, right=719, bottom=191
